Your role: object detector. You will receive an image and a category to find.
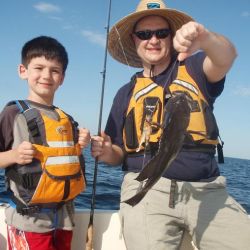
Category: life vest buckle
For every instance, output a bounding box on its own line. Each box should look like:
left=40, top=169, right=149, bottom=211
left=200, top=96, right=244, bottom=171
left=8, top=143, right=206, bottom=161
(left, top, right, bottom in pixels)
left=17, top=205, right=41, bottom=216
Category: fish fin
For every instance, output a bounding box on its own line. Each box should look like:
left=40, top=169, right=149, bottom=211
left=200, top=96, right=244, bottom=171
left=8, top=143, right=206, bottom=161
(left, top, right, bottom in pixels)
left=124, top=177, right=156, bottom=206
left=123, top=188, right=147, bottom=206
left=135, top=154, right=161, bottom=181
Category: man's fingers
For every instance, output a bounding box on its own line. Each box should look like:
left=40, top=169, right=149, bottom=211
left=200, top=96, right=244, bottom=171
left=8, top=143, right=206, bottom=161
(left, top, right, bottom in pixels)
left=178, top=52, right=189, bottom=61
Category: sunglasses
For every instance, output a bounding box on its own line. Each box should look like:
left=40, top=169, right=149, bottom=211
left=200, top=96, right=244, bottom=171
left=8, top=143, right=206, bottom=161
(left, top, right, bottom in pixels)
left=134, top=28, right=171, bottom=40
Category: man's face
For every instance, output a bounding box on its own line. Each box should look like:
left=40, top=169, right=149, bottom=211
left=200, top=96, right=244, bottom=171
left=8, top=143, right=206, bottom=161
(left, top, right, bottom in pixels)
left=133, top=15, right=172, bottom=68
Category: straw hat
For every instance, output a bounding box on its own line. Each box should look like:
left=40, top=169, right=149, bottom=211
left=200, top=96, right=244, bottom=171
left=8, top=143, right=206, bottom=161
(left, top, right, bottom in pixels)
left=108, top=0, right=193, bottom=68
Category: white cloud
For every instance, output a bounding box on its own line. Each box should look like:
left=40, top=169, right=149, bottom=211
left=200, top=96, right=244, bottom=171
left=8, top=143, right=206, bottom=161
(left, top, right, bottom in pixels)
left=48, top=16, right=63, bottom=21
left=81, top=30, right=106, bottom=47
left=233, top=86, right=250, bottom=97
left=62, top=25, right=74, bottom=30
left=33, top=2, right=61, bottom=13
left=241, top=11, right=250, bottom=17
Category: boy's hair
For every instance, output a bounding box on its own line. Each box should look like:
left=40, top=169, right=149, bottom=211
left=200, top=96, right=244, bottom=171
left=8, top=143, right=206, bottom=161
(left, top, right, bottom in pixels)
left=21, top=36, right=68, bottom=73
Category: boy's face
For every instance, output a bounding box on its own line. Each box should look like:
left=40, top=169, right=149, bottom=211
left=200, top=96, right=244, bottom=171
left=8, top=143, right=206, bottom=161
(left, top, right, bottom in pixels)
left=18, top=56, right=65, bottom=105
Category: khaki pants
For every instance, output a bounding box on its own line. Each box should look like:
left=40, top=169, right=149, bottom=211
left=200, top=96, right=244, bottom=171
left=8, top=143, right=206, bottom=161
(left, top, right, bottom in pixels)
left=120, top=173, right=250, bottom=250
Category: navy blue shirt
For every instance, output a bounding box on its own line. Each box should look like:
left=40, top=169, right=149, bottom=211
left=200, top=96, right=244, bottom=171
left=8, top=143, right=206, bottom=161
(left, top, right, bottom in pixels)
left=105, top=52, right=224, bottom=181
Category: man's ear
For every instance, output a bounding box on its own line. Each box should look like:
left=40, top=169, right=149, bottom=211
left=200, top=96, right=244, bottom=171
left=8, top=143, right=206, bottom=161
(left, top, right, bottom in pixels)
left=18, top=64, right=28, bottom=79
left=131, top=33, right=136, bottom=43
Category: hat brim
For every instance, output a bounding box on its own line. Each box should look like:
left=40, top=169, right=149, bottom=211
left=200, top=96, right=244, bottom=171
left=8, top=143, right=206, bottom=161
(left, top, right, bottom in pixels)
left=108, top=8, right=193, bottom=68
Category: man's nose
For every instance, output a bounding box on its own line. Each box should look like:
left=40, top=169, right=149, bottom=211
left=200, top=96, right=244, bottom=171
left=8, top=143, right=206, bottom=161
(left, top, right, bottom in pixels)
left=149, top=34, right=160, bottom=43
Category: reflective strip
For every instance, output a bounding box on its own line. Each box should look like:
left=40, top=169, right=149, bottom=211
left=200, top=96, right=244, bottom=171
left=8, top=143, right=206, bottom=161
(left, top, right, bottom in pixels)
left=173, top=79, right=199, bottom=95
left=47, top=141, right=74, bottom=147
left=46, top=156, right=79, bottom=165
left=134, top=83, right=158, bottom=101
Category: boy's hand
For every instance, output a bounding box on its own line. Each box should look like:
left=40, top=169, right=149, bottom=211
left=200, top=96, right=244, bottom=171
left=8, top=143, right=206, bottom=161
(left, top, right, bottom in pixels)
left=78, top=128, right=91, bottom=149
left=15, top=141, right=35, bottom=165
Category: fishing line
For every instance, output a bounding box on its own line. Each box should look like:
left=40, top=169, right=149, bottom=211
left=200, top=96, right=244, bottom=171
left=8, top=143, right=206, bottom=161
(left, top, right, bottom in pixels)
left=136, top=59, right=178, bottom=192
left=143, top=57, right=179, bottom=128
left=114, top=26, right=133, bottom=70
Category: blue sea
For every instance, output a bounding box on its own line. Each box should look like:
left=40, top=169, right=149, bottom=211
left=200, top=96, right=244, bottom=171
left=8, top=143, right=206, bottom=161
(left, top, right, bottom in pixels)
left=0, top=148, right=249, bottom=213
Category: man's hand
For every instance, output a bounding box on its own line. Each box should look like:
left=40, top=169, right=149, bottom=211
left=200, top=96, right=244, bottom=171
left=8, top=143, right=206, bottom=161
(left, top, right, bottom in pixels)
left=173, top=21, right=207, bottom=61
left=91, top=131, right=123, bottom=165
left=91, top=131, right=112, bottom=158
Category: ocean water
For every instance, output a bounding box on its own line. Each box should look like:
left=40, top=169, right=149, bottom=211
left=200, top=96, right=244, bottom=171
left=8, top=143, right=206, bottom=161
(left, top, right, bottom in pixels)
left=0, top=148, right=249, bottom=213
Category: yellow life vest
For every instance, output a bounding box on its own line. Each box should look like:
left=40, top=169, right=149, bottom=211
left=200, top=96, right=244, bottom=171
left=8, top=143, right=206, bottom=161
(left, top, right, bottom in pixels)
left=123, top=77, right=164, bottom=153
left=123, top=64, right=220, bottom=153
left=6, top=100, right=86, bottom=208
left=169, top=64, right=219, bottom=146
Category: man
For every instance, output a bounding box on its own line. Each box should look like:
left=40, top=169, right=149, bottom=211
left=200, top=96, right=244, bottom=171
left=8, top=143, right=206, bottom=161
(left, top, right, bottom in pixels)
left=91, top=0, right=250, bottom=249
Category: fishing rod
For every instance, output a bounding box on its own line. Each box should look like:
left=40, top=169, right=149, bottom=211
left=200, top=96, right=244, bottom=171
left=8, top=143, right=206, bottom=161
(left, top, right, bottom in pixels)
left=85, top=0, right=112, bottom=249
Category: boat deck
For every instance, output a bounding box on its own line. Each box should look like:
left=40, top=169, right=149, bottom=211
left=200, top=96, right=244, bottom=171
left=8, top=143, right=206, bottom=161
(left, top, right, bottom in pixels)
left=0, top=206, right=196, bottom=250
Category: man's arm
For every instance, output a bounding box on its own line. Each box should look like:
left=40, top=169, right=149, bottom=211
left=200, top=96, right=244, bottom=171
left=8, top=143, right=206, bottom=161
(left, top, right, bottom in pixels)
left=202, top=31, right=237, bottom=83
left=173, top=21, right=237, bottom=83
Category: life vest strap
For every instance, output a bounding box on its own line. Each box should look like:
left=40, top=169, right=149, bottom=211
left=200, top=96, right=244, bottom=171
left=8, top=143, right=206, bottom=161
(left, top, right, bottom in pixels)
left=44, top=168, right=82, bottom=180
left=127, top=142, right=159, bottom=157
left=169, top=179, right=177, bottom=208
left=9, top=100, right=43, bottom=144
left=217, top=143, right=224, bottom=164
left=182, top=144, right=216, bottom=154
left=182, top=143, right=224, bottom=164
left=10, top=194, right=64, bottom=216
left=6, top=168, right=41, bottom=189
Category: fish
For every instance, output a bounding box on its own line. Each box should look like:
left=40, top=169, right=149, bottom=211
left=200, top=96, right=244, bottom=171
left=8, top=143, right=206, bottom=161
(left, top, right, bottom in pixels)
left=124, top=93, right=191, bottom=206
left=136, top=114, right=152, bottom=152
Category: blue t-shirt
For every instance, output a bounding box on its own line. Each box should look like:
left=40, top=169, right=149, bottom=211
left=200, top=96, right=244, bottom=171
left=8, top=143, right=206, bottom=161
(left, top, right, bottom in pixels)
left=105, top=52, right=224, bottom=181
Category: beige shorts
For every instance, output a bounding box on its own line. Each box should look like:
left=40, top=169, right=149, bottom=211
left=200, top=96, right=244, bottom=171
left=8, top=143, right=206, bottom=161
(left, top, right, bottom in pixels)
left=120, top=172, right=250, bottom=250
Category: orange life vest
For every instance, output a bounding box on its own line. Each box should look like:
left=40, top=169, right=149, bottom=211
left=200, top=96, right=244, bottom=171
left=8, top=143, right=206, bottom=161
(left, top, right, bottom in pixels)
left=6, top=100, right=86, bottom=210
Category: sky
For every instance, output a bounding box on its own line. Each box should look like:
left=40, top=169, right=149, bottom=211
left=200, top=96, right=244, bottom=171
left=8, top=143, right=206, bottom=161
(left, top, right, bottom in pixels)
left=0, top=0, right=250, bottom=160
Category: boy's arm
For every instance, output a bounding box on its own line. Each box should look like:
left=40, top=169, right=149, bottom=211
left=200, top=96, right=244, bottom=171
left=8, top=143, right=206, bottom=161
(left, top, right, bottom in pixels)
left=0, top=141, right=35, bottom=169
left=91, top=132, right=124, bottom=166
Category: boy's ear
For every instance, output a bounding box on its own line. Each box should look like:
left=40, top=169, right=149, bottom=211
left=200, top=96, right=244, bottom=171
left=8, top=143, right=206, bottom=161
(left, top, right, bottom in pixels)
left=59, top=74, right=65, bottom=86
left=18, top=64, right=28, bottom=79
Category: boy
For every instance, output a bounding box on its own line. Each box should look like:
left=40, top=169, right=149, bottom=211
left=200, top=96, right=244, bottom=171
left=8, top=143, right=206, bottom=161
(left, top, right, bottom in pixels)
left=0, top=36, right=90, bottom=250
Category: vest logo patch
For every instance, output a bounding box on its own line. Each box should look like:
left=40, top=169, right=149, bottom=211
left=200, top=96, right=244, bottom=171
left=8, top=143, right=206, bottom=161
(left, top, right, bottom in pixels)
left=56, top=126, right=68, bottom=135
